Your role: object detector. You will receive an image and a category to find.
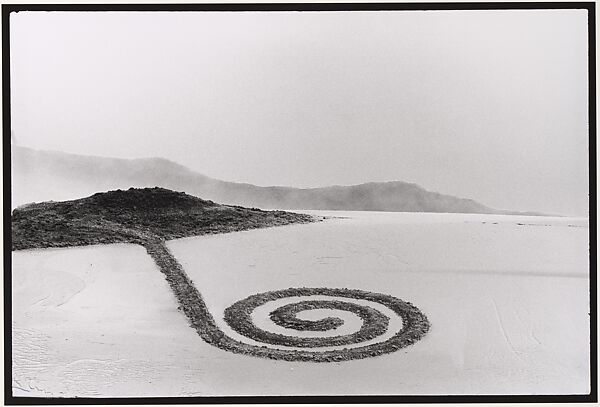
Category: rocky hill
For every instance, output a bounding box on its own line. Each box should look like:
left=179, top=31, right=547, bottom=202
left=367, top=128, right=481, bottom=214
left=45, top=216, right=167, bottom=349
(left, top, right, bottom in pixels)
left=11, top=187, right=316, bottom=251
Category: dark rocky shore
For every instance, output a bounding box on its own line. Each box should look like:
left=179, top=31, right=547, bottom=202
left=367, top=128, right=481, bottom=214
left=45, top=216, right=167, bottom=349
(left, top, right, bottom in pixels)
left=12, top=187, right=316, bottom=251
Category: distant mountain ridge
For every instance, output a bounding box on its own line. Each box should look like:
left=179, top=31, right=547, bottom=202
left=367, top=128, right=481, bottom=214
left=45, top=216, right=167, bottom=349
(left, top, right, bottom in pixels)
left=11, top=145, right=535, bottom=215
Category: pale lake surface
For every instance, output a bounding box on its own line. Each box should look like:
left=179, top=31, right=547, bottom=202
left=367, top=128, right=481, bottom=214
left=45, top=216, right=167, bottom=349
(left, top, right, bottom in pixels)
left=12, top=211, right=590, bottom=396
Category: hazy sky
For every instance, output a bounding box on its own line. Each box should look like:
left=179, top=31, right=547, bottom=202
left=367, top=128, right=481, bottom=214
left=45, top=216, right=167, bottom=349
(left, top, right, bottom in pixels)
left=10, top=9, right=589, bottom=216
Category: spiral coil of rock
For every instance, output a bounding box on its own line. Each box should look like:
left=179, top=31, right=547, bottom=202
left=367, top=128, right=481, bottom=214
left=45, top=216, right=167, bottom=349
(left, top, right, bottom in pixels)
left=222, top=287, right=430, bottom=361
left=147, top=242, right=430, bottom=362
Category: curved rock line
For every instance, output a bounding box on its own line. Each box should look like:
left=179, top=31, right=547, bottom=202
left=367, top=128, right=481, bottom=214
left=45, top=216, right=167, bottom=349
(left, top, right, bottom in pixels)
left=144, top=239, right=430, bottom=362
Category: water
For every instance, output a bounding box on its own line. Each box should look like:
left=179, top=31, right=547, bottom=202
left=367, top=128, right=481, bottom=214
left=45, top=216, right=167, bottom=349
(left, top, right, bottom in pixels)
left=12, top=211, right=590, bottom=396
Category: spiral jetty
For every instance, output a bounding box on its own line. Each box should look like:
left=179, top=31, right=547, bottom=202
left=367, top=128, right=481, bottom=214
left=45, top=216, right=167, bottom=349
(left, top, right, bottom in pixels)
left=12, top=187, right=430, bottom=362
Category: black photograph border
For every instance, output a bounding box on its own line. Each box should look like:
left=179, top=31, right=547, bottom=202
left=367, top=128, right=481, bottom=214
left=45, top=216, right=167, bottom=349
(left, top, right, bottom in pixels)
left=2, top=2, right=597, bottom=405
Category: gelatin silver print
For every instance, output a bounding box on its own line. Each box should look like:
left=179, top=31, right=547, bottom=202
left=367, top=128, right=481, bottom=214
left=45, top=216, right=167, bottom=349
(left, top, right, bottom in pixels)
left=6, top=3, right=593, bottom=402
